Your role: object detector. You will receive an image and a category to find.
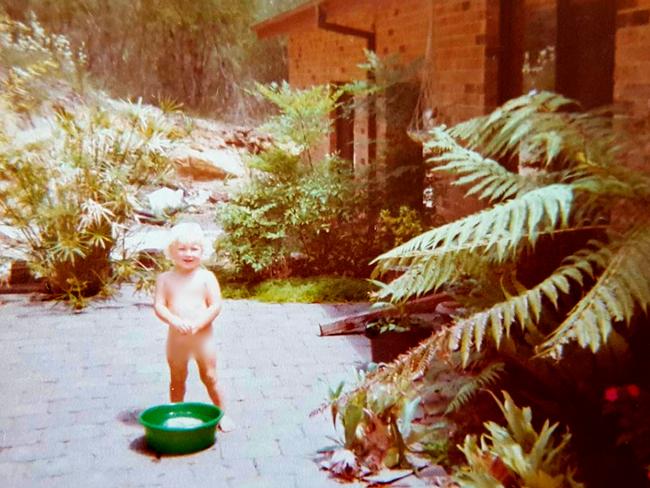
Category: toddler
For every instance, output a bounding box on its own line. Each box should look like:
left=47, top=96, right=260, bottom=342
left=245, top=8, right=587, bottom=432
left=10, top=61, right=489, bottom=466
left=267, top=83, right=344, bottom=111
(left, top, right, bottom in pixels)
left=153, top=222, right=234, bottom=431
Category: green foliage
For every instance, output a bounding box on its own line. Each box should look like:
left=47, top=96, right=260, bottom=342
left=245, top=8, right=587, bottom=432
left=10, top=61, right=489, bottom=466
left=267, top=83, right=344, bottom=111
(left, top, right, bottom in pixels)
left=375, top=206, right=424, bottom=251
left=325, top=357, right=506, bottom=476
left=455, top=392, right=583, bottom=488
left=334, top=92, right=650, bottom=482
left=373, top=183, right=574, bottom=303
left=254, top=81, right=338, bottom=164
left=218, top=158, right=372, bottom=279
left=445, top=362, right=505, bottom=415
left=0, top=23, right=173, bottom=304
left=3, top=0, right=289, bottom=116
left=332, top=377, right=447, bottom=472
left=0, top=101, right=172, bottom=303
left=540, top=226, right=650, bottom=358
left=372, top=91, right=650, bottom=360
left=0, top=13, right=85, bottom=111
left=220, top=276, right=374, bottom=303
left=218, top=82, right=376, bottom=280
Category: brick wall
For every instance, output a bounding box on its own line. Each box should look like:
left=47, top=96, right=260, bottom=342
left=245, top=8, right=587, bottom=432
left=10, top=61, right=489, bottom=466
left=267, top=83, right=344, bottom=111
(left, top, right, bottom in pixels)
left=267, top=0, right=650, bottom=221
left=283, top=0, right=500, bottom=221
left=614, top=0, right=650, bottom=171
left=428, top=0, right=500, bottom=125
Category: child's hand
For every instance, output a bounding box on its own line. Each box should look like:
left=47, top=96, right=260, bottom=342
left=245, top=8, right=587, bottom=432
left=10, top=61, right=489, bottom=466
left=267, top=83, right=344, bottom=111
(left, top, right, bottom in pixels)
left=172, top=319, right=192, bottom=334
left=188, top=320, right=201, bottom=334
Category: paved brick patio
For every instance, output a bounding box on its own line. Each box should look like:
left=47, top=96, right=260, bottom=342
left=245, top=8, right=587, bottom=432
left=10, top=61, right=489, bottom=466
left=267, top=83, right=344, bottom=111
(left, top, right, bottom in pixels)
left=0, top=288, right=372, bottom=487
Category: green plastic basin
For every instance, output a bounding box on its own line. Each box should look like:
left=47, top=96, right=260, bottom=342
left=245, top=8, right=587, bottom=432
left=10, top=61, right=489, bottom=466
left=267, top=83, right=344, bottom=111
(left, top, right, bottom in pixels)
left=138, top=402, right=223, bottom=454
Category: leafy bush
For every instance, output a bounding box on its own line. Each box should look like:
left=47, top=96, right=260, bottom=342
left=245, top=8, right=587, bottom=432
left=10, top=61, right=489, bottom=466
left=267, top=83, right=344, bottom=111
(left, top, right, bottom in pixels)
left=0, top=102, right=173, bottom=305
left=375, top=206, right=424, bottom=251
left=217, top=82, right=377, bottom=280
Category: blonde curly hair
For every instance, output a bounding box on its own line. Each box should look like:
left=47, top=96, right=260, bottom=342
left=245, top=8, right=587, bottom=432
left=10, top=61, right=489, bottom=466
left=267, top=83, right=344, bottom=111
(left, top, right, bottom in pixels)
left=164, top=222, right=213, bottom=260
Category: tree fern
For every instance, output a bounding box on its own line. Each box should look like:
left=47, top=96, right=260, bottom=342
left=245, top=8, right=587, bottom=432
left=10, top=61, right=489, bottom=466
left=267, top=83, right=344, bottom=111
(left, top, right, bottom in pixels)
left=333, top=94, right=650, bottom=481
left=444, top=362, right=505, bottom=414
left=449, top=91, right=618, bottom=169
left=424, top=127, right=542, bottom=203
left=442, top=242, right=611, bottom=365
left=372, top=184, right=574, bottom=301
left=538, top=224, right=650, bottom=358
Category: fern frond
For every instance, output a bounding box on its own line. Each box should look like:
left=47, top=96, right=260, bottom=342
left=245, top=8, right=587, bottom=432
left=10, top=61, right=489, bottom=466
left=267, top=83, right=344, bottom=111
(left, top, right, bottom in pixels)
left=372, top=184, right=575, bottom=301
left=538, top=224, right=650, bottom=358
left=445, top=362, right=505, bottom=414
left=424, top=127, right=540, bottom=203
left=373, top=250, right=490, bottom=302
left=449, top=91, right=618, bottom=169
left=450, top=91, right=575, bottom=156
left=442, top=242, right=608, bottom=365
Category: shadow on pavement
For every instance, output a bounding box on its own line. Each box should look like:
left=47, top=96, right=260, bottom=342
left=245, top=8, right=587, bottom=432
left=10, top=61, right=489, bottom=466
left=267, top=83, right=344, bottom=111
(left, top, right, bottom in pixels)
left=129, top=435, right=162, bottom=461
left=117, top=408, right=141, bottom=427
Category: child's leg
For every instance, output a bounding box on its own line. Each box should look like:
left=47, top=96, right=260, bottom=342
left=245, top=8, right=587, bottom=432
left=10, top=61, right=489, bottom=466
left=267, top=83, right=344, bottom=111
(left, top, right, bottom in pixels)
left=195, top=343, right=235, bottom=432
left=167, top=339, right=190, bottom=403
left=194, top=340, right=223, bottom=407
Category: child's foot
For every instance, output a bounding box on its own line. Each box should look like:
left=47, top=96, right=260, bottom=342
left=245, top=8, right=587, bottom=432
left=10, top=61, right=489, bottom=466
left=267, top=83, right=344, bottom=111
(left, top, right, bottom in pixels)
left=219, top=414, right=236, bottom=433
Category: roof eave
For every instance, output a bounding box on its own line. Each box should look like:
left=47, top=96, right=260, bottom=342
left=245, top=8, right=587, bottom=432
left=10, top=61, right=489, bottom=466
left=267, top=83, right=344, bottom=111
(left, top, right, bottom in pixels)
left=252, top=0, right=322, bottom=39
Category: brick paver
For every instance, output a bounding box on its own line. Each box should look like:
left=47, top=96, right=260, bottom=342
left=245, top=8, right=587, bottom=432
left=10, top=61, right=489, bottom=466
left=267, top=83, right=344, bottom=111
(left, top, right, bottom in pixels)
left=0, top=288, right=371, bottom=487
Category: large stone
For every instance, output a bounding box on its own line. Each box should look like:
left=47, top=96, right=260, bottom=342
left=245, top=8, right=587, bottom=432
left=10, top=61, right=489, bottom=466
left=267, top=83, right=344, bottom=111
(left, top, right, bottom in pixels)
left=168, top=146, right=246, bottom=181
left=146, top=187, right=184, bottom=215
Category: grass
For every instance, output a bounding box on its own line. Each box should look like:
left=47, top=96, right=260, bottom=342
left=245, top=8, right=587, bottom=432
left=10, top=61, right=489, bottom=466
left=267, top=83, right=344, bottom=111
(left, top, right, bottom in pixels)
left=220, top=276, right=374, bottom=303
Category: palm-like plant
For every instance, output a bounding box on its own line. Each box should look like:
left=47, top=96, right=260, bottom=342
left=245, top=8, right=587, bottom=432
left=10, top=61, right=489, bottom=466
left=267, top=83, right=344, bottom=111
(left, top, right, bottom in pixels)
left=0, top=15, right=175, bottom=305
left=328, top=92, right=650, bottom=482
left=368, top=91, right=650, bottom=374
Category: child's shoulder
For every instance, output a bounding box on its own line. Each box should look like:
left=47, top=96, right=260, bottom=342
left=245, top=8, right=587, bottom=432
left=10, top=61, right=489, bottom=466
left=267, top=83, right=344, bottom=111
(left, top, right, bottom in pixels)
left=156, top=270, right=176, bottom=283
left=198, top=267, right=218, bottom=282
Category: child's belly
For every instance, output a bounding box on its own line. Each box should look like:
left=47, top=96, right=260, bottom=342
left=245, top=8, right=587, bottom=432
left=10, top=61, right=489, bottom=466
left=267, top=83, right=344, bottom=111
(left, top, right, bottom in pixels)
left=168, top=297, right=207, bottom=321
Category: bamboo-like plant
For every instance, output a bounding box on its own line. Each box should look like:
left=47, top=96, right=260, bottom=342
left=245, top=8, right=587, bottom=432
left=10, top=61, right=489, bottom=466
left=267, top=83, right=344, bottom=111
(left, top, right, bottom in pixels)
left=0, top=17, right=173, bottom=305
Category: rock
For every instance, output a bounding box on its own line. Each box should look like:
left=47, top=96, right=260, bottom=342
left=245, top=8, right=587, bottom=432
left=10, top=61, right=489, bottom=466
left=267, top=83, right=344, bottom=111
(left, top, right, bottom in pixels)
left=168, top=146, right=246, bottom=181
left=116, top=224, right=223, bottom=259
left=185, top=189, right=211, bottom=208
left=11, top=119, right=54, bottom=149
left=208, top=190, right=230, bottom=204
left=147, top=188, right=184, bottom=215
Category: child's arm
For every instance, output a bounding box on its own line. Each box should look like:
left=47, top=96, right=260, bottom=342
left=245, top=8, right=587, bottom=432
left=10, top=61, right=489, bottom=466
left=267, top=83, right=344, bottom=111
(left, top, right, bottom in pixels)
left=190, top=271, right=223, bottom=333
left=153, top=274, right=191, bottom=334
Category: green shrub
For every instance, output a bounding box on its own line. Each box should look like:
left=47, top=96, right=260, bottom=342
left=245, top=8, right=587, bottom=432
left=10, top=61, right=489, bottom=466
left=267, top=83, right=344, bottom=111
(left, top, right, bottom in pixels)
left=375, top=206, right=424, bottom=251
left=220, top=276, right=374, bottom=303
left=217, top=82, right=377, bottom=280
left=0, top=19, right=173, bottom=306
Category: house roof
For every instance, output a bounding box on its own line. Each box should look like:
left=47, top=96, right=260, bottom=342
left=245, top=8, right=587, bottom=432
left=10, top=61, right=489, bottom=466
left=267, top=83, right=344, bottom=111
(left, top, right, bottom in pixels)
left=252, top=0, right=323, bottom=39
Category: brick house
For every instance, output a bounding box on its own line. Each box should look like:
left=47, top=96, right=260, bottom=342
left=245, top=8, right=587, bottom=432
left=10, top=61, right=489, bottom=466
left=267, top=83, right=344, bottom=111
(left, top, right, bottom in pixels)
left=254, top=0, right=650, bottom=220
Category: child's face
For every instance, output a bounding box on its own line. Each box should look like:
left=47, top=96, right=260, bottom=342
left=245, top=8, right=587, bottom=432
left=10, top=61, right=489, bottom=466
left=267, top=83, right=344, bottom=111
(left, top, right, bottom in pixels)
left=169, top=240, right=203, bottom=272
